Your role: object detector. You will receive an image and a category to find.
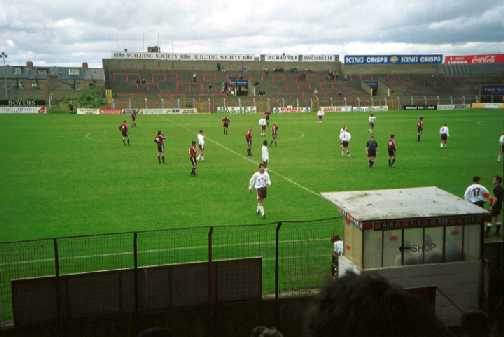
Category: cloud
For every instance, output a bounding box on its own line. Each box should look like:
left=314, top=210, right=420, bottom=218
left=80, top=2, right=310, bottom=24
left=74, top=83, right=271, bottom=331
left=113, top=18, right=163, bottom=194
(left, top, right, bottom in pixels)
left=0, top=0, right=503, bottom=66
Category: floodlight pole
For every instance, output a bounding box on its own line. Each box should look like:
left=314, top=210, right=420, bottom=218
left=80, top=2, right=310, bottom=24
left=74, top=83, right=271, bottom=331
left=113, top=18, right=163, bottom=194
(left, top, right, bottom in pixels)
left=1, top=52, right=7, bottom=99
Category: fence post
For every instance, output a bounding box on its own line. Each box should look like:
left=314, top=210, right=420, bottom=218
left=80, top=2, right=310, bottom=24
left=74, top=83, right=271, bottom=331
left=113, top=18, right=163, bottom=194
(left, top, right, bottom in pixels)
left=208, top=226, right=214, bottom=304
left=133, top=232, right=139, bottom=314
left=53, top=238, right=63, bottom=333
left=275, top=222, right=282, bottom=301
left=275, top=221, right=282, bottom=326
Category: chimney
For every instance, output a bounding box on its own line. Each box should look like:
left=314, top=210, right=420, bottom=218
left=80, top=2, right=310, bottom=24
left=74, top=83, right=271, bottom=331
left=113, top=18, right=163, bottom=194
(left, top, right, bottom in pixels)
left=82, top=62, right=88, bottom=69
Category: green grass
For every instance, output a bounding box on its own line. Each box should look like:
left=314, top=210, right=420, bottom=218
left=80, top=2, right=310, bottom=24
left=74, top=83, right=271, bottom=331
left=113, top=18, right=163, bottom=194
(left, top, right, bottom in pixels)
left=0, top=109, right=502, bottom=321
left=0, top=110, right=502, bottom=240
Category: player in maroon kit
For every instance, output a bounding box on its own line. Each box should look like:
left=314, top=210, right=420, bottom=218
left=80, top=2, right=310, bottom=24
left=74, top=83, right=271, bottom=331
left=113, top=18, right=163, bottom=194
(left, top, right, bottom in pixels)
left=222, top=116, right=230, bottom=135
left=417, top=116, right=424, bottom=142
left=270, top=123, right=279, bottom=147
left=154, top=130, right=166, bottom=164
left=189, top=141, right=198, bottom=176
left=131, top=109, right=137, bottom=127
left=387, top=134, right=397, bottom=168
left=245, top=128, right=253, bottom=156
left=118, top=120, right=130, bottom=145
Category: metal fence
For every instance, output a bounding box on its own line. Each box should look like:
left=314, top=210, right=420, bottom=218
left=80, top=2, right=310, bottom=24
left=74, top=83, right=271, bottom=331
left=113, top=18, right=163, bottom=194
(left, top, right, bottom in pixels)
left=0, top=217, right=339, bottom=324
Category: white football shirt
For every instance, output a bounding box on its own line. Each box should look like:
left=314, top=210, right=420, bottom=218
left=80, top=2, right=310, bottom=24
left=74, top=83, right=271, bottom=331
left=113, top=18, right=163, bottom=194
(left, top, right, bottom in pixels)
left=440, top=126, right=449, bottom=136
left=259, top=118, right=267, bottom=126
left=249, top=171, right=272, bottom=190
left=197, top=133, right=205, bottom=145
left=499, top=135, right=504, bottom=145
left=464, top=183, right=489, bottom=204
left=340, top=131, right=351, bottom=142
left=369, top=116, right=376, bottom=123
left=261, top=145, right=269, bottom=162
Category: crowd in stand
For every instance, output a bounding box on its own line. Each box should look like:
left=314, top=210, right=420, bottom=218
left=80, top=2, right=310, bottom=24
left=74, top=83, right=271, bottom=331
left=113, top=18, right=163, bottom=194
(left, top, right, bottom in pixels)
left=136, top=271, right=504, bottom=337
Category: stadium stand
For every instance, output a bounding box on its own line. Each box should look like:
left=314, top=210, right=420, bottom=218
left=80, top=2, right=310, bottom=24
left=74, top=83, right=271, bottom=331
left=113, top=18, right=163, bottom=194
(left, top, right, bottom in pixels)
left=102, top=52, right=504, bottom=110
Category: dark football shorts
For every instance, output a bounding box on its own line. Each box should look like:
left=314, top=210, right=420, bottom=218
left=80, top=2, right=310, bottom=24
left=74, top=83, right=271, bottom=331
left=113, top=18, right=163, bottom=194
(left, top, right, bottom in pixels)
left=190, top=157, right=197, bottom=166
left=388, top=149, right=396, bottom=156
left=257, top=187, right=267, bottom=199
left=501, top=144, right=504, bottom=153
left=369, top=122, right=375, bottom=128
left=441, top=134, right=448, bottom=141
left=342, top=141, right=349, bottom=147
left=417, top=127, right=423, bottom=133
left=368, top=150, right=377, bottom=157
left=122, top=132, right=128, bottom=137
left=261, top=125, right=266, bottom=130
left=491, top=206, right=502, bottom=217
left=157, top=144, right=165, bottom=153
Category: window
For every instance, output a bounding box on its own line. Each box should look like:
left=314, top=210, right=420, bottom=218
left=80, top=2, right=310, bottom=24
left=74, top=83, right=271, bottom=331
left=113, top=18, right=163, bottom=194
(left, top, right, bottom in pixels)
left=424, top=227, right=443, bottom=263
left=463, top=224, right=481, bottom=261
left=363, top=230, right=382, bottom=269
left=383, top=229, right=402, bottom=267
left=445, top=226, right=463, bottom=262
left=403, top=228, right=423, bottom=265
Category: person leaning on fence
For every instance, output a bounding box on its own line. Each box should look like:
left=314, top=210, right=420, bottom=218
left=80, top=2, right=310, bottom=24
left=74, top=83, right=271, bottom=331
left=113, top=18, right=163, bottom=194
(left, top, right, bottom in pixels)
left=305, top=272, right=452, bottom=337
left=331, top=235, right=343, bottom=276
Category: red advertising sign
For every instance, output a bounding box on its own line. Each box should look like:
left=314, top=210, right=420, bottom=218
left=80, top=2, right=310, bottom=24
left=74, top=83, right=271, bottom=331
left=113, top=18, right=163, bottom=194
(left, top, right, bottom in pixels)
left=445, top=54, right=504, bottom=64
left=99, top=108, right=122, bottom=115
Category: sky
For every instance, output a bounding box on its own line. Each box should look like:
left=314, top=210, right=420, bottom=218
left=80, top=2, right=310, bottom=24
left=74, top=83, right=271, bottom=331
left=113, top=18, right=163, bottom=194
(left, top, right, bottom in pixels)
left=0, top=0, right=503, bottom=67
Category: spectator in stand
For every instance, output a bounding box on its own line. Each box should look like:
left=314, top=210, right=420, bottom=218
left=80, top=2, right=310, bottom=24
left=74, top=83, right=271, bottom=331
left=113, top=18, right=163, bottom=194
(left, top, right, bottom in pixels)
left=305, top=272, right=452, bottom=337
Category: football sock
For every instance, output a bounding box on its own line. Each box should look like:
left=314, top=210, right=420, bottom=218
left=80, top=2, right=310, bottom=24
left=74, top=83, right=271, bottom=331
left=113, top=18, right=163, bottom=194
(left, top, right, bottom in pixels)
left=257, top=204, right=261, bottom=214
left=392, top=159, right=396, bottom=166
left=158, top=157, right=161, bottom=164
left=388, top=159, right=391, bottom=167
left=417, top=135, right=420, bottom=142
left=162, top=156, right=165, bottom=164
left=127, top=139, right=130, bottom=145
left=369, top=160, right=372, bottom=167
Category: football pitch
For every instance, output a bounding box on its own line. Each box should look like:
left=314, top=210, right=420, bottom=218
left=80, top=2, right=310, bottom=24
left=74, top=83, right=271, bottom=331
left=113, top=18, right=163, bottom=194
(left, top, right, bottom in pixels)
left=0, top=109, right=502, bottom=241
left=0, top=109, right=502, bottom=321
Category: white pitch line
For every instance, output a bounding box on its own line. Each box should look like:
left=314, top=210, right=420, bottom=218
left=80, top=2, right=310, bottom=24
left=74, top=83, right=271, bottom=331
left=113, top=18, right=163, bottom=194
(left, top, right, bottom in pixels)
left=203, top=134, right=321, bottom=198
left=0, top=238, right=329, bottom=267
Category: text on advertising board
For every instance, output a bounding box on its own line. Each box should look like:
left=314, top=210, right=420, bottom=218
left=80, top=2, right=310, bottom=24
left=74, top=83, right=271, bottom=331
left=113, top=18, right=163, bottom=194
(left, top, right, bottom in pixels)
left=344, top=55, right=443, bottom=64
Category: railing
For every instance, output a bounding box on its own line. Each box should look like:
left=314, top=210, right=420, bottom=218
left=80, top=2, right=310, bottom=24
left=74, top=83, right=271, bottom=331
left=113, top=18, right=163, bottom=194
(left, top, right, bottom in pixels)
left=0, top=217, right=340, bottom=324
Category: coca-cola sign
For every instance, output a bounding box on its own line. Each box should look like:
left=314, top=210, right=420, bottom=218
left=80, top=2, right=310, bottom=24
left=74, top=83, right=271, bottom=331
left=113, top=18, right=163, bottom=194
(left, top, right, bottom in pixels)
left=445, top=54, right=504, bottom=64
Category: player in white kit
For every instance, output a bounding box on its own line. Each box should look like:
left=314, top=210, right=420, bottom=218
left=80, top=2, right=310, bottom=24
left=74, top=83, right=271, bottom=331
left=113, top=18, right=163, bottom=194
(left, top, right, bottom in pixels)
left=368, top=113, right=376, bottom=133
left=197, top=130, right=205, bottom=161
left=261, top=140, right=269, bottom=167
left=464, top=176, right=489, bottom=208
left=248, top=163, right=272, bottom=218
left=259, top=117, right=267, bottom=136
left=439, top=123, right=449, bottom=148
left=339, top=129, right=351, bottom=157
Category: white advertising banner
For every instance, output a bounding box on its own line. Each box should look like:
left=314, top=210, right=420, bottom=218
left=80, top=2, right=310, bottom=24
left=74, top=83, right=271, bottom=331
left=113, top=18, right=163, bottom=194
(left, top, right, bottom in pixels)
left=77, top=108, right=100, bottom=115
left=352, top=106, right=389, bottom=112
left=272, top=106, right=311, bottom=113
left=216, top=106, right=257, bottom=113
left=0, top=106, right=45, bottom=114
left=320, top=106, right=352, bottom=112
left=112, top=52, right=256, bottom=62
left=142, top=108, right=198, bottom=115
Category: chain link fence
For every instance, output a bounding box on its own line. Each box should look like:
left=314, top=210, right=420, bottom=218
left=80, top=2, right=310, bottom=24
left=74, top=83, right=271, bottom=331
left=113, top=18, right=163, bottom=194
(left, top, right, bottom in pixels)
left=0, top=217, right=341, bottom=325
